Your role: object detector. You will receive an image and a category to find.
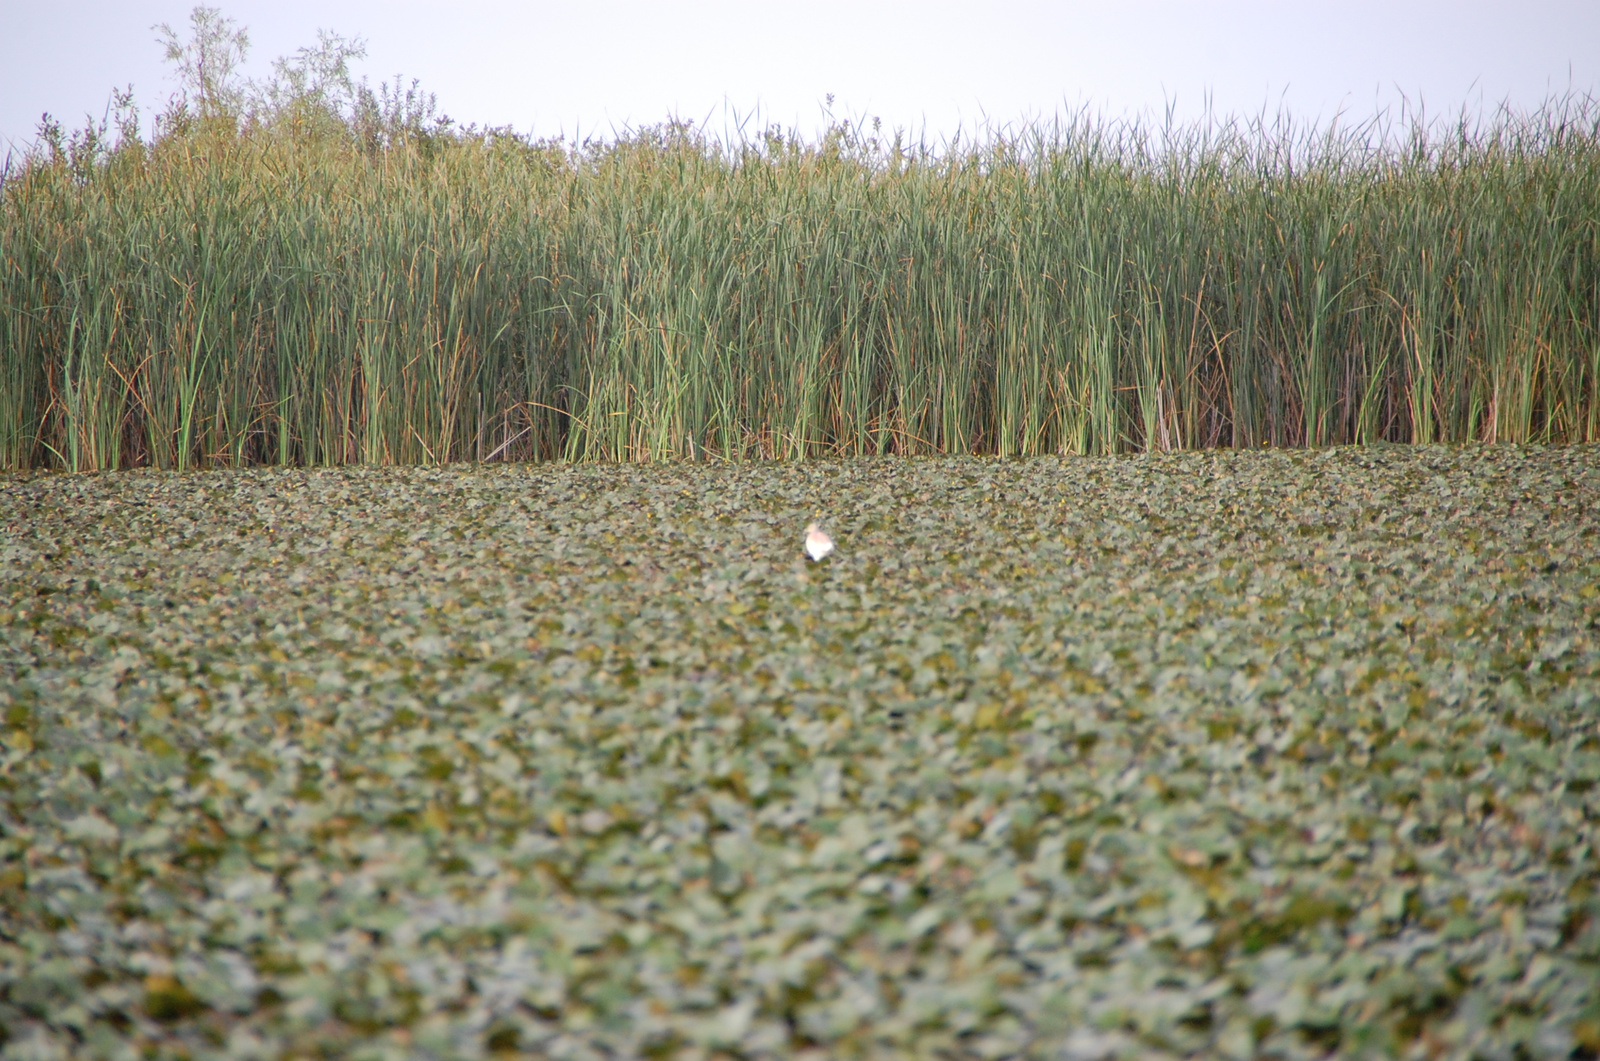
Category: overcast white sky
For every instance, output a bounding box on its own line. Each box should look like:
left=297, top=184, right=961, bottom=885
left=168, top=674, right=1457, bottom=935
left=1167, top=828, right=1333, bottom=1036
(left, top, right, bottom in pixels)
left=4, top=1, right=1598, bottom=152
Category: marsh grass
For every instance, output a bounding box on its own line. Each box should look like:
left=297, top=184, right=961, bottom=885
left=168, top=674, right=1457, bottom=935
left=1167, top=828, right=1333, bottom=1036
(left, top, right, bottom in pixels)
left=3, top=99, right=1600, bottom=469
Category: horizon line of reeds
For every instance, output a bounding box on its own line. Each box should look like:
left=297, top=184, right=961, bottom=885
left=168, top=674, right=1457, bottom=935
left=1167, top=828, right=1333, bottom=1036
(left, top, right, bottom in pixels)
left=4, top=97, right=1600, bottom=471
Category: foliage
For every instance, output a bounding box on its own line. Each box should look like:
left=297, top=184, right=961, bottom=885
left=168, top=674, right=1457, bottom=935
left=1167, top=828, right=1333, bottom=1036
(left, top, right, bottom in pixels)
left=153, top=6, right=252, bottom=122
left=1, top=446, right=1597, bottom=1058
left=4, top=72, right=1600, bottom=470
left=255, top=29, right=369, bottom=138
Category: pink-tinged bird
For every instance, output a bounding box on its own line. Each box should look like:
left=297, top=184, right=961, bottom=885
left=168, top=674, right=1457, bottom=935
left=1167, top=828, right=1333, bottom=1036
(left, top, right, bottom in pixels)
left=804, top=522, right=834, bottom=562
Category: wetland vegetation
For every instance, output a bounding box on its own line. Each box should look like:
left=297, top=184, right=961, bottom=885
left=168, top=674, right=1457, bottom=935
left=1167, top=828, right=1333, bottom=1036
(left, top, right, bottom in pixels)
left=5, top=11, right=1600, bottom=1059
left=4, top=11, right=1600, bottom=470
left=1, top=447, right=1598, bottom=1058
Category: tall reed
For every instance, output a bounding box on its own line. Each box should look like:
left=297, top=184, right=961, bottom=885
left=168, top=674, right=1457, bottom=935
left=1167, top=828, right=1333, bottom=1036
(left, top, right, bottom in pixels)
left=4, top=98, right=1599, bottom=470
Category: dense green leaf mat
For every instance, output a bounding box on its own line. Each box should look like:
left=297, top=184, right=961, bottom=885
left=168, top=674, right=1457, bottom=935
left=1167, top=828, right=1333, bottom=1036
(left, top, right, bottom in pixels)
left=2, top=447, right=1599, bottom=1060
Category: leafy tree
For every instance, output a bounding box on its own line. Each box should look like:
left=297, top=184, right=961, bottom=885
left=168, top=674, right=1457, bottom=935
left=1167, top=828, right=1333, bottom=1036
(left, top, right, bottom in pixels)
left=151, top=4, right=447, bottom=149
left=154, top=5, right=250, bottom=120
left=259, top=29, right=368, bottom=131
left=352, top=76, right=453, bottom=153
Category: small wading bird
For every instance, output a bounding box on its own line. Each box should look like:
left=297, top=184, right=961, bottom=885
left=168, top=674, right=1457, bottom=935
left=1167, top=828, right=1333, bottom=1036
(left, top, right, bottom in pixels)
left=804, top=522, right=834, bottom=562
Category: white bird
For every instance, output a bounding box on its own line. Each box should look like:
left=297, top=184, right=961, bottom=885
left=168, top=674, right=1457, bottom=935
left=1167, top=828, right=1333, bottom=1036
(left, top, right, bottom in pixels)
left=804, top=522, right=834, bottom=562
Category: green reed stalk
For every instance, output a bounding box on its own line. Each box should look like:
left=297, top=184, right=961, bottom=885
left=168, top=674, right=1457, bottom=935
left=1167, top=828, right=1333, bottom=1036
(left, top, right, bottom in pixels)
left=3, top=98, right=1599, bottom=469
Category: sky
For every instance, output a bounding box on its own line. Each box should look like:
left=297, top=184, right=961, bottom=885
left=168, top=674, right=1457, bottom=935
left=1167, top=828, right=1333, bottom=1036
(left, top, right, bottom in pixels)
left=3, top=1, right=1599, bottom=152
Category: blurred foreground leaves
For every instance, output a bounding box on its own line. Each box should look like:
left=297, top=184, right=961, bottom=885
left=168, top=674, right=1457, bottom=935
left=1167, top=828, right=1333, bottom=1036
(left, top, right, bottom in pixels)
left=1, top=446, right=1598, bottom=1059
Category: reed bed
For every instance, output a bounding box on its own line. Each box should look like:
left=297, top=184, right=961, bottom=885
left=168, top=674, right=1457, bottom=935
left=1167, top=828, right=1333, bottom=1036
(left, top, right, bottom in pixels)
left=3, top=100, right=1600, bottom=470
